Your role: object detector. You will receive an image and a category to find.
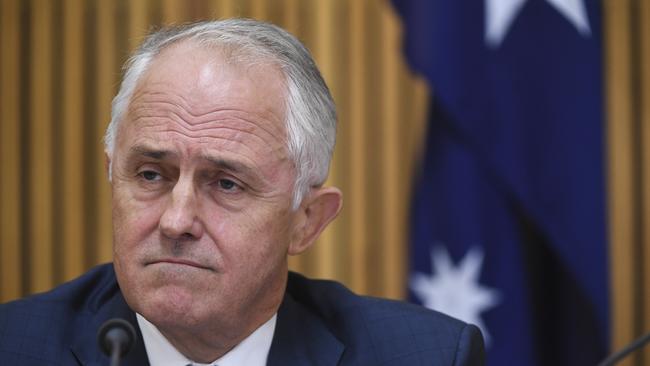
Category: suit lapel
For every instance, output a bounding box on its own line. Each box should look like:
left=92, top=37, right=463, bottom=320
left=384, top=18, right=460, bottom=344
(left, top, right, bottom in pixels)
left=267, top=292, right=344, bottom=366
left=70, top=285, right=149, bottom=366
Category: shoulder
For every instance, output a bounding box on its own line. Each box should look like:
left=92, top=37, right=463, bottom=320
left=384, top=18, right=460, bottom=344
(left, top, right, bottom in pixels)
left=0, top=263, right=118, bottom=315
left=0, top=263, right=119, bottom=363
left=286, top=271, right=485, bottom=365
left=285, top=271, right=473, bottom=334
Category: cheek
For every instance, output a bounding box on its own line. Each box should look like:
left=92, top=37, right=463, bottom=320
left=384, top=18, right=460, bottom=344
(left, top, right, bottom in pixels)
left=112, top=186, right=163, bottom=246
left=205, top=204, right=293, bottom=263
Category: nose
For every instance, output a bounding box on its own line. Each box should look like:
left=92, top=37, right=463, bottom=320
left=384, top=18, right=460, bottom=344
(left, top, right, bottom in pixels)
left=159, top=177, right=204, bottom=240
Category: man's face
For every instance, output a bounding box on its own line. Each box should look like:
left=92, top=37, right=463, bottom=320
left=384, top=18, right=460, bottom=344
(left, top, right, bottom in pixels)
left=109, top=41, right=297, bottom=333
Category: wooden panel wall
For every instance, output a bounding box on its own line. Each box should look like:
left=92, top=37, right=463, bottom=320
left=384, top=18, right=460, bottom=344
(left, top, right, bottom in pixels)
left=0, top=0, right=429, bottom=302
left=604, top=0, right=650, bottom=364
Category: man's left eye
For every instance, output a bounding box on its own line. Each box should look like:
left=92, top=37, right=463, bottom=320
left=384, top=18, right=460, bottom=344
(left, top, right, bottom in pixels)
left=140, top=170, right=161, bottom=181
left=218, top=179, right=238, bottom=190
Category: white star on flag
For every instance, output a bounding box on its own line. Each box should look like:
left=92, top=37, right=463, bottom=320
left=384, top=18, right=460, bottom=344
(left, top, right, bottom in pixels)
left=410, top=245, right=500, bottom=345
left=485, top=0, right=591, bottom=46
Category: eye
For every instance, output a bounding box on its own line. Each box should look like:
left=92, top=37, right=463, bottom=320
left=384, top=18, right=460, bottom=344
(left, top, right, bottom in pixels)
left=139, top=170, right=161, bottom=181
left=217, top=178, right=237, bottom=190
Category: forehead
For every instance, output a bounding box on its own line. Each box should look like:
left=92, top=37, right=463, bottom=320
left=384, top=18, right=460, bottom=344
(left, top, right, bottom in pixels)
left=135, top=40, right=287, bottom=120
left=117, top=40, right=289, bottom=155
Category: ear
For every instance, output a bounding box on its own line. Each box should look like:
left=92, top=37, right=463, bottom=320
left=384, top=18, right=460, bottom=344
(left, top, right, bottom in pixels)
left=288, top=186, right=343, bottom=256
left=104, top=152, right=113, bottom=182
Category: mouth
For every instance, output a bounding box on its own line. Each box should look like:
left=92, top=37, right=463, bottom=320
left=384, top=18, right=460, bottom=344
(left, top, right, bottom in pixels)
left=147, top=259, right=212, bottom=271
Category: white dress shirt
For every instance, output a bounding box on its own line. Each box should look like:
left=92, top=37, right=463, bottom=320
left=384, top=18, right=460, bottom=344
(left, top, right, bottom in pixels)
left=136, top=313, right=277, bottom=366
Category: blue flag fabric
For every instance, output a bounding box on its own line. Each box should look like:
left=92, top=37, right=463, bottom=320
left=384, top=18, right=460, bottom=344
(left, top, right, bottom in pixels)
left=392, top=1, right=609, bottom=365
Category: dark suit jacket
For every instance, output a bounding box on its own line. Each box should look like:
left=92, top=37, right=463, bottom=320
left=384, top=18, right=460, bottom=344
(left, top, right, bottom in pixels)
left=0, top=264, right=484, bottom=365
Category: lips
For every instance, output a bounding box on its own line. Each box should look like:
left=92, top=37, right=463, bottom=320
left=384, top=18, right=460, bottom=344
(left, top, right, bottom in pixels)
left=148, top=258, right=212, bottom=270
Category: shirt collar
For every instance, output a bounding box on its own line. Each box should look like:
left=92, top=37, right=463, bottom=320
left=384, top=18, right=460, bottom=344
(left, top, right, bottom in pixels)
left=136, top=313, right=277, bottom=366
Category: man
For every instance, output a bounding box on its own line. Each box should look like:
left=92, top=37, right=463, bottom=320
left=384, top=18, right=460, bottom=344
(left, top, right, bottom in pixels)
left=0, top=19, right=484, bottom=365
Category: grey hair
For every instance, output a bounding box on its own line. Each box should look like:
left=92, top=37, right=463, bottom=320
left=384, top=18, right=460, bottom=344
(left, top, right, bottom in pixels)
left=104, top=19, right=337, bottom=208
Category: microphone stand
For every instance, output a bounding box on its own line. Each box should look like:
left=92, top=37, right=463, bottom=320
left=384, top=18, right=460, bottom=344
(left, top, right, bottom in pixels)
left=97, top=318, right=138, bottom=366
left=598, top=331, right=650, bottom=366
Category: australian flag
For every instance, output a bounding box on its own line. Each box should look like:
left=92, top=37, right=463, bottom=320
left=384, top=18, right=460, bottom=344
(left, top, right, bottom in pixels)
left=392, top=0, right=609, bottom=365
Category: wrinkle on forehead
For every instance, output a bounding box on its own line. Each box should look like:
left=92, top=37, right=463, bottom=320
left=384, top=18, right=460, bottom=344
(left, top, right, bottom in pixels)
left=128, top=89, right=285, bottom=139
left=126, top=96, right=288, bottom=163
left=116, top=40, right=292, bottom=165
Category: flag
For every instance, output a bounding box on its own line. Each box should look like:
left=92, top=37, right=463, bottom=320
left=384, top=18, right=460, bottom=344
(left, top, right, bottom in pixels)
left=392, top=0, right=609, bottom=365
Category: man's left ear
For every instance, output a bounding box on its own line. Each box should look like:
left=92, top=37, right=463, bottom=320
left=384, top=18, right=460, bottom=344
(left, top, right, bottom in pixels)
left=288, top=186, right=343, bottom=255
left=104, top=152, right=112, bottom=181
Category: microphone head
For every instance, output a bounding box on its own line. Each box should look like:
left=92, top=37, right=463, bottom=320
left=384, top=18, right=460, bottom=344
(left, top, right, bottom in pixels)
left=97, top=318, right=137, bottom=357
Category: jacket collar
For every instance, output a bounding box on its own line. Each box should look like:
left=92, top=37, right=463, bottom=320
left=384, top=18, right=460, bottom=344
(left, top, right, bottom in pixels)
left=69, top=267, right=343, bottom=366
left=267, top=292, right=344, bottom=366
left=70, top=286, right=149, bottom=366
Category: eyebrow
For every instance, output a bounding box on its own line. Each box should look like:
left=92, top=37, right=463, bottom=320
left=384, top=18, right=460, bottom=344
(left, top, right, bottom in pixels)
left=202, top=155, right=256, bottom=176
left=126, top=144, right=260, bottom=179
left=129, top=145, right=176, bottom=160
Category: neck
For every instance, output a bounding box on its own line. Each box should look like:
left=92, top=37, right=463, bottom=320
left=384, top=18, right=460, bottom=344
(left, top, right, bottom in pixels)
left=164, top=311, right=278, bottom=363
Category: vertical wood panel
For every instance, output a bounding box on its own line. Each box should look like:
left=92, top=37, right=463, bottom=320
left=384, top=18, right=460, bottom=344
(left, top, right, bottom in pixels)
left=162, top=0, right=186, bottom=24
left=204, top=0, right=220, bottom=19
left=604, top=0, right=639, bottom=364
left=282, top=0, right=299, bottom=35
left=348, top=0, right=368, bottom=294
left=217, top=0, right=236, bottom=18
left=380, top=4, right=402, bottom=299
left=640, top=1, right=650, bottom=364
left=250, top=0, right=267, bottom=20
left=362, top=2, right=383, bottom=294
left=28, top=0, right=55, bottom=293
left=61, top=0, right=86, bottom=281
left=0, top=0, right=23, bottom=302
left=128, top=0, right=150, bottom=52
left=95, top=0, right=117, bottom=264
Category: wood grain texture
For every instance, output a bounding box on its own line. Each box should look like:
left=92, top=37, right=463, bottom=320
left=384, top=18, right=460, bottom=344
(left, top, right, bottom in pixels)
left=0, top=0, right=23, bottom=302
left=604, top=0, right=645, bottom=364
left=639, top=0, right=650, bottom=364
left=62, top=0, right=86, bottom=282
left=28, top=0, right=55, bottom=293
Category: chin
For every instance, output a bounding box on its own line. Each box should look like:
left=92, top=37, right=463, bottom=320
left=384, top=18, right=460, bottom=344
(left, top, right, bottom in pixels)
left=140, top=288, right=205, bottom=328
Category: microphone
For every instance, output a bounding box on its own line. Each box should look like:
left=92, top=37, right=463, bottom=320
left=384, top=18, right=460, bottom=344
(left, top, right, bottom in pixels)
left=598, top=331, right=650, bottom=366
left=97, top=318, right=138, bottom=366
